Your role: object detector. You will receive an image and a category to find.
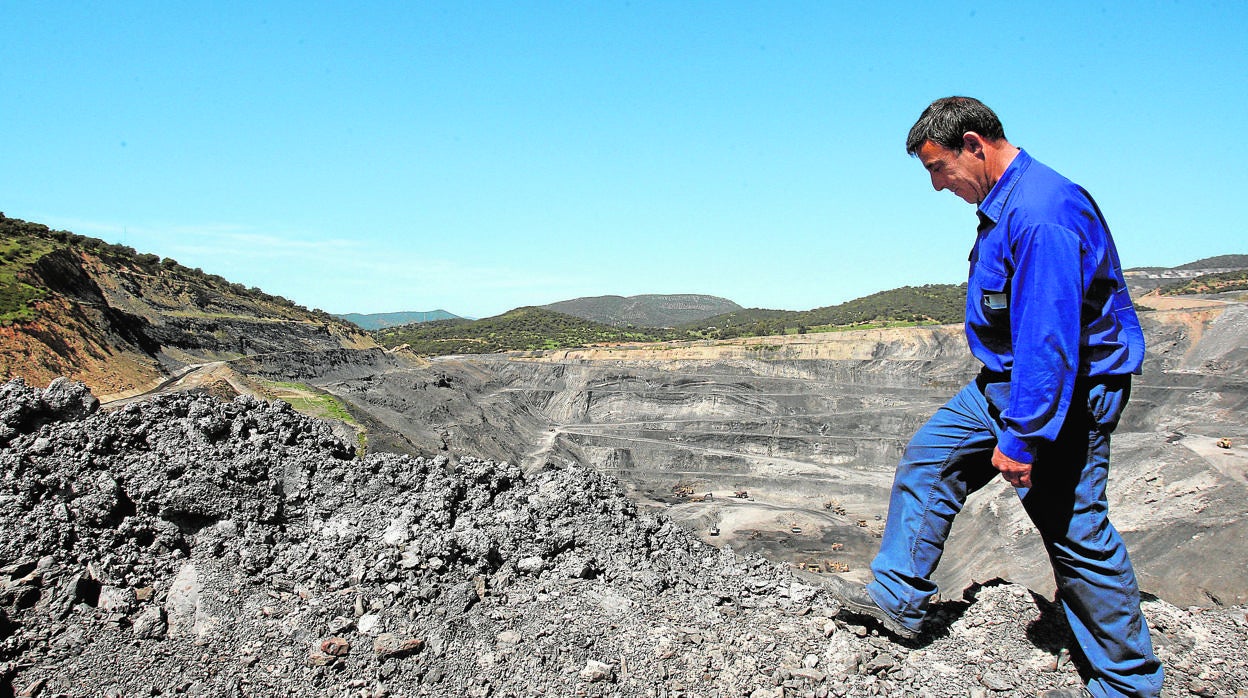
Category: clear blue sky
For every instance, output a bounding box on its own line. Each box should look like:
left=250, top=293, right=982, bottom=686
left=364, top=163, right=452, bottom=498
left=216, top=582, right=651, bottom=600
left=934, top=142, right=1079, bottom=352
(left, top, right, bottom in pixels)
left=3, top=2, right=1245, bottom=318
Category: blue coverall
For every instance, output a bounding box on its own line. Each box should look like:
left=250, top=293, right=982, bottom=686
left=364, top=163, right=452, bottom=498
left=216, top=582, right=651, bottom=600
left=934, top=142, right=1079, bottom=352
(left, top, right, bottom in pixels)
left=866, top=150, right=1164, bottom=697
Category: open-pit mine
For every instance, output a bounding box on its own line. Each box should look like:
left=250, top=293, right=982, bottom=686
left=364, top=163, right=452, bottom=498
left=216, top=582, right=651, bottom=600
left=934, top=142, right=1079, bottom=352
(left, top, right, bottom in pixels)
left=182, top=290, right=1248, bottom=611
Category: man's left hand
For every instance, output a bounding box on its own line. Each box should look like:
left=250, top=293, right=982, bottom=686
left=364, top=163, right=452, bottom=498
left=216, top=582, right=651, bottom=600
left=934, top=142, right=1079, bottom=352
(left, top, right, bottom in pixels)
left=992, top=447, right=1032, bottom=488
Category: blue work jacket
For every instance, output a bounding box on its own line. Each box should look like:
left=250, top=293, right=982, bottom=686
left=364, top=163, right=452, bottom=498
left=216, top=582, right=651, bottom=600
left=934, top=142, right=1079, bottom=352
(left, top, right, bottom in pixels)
left=967, top=149, right=1145, bottom=464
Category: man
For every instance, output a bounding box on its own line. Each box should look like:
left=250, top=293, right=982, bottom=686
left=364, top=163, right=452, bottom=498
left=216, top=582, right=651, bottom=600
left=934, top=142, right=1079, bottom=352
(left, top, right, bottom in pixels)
left=826, top=97, right=1163, bottom=698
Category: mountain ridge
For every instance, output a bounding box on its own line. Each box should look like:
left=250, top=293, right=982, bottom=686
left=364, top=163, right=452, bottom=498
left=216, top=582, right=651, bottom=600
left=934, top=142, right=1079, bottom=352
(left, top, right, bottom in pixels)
left=373, top=284, right=971, bottom=356
left=335, top=309, right=464, bottom=330
left=541, top=293, right=742, bottom=327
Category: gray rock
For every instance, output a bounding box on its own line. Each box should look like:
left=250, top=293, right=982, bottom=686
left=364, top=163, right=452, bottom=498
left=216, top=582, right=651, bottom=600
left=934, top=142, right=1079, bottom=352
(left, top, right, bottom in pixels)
left=97, top=585, right=136, bottom=614
left=579, top=659, right=614, bottom=683
left=516, top=556, right=547, bottom=575
left=979, top=670, right=1015, bottom=691
left=163, top=563, right=201, bottom=638
left=791, top=667, right=827, bottom=682
left=373, top=633, right=424, bottom=659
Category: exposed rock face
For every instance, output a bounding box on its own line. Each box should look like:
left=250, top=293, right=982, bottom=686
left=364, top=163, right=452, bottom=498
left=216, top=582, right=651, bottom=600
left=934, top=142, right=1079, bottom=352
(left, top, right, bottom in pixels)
left=1, top=232, right=375, bottom=394
left=1, top=379, right=1245, bottom=697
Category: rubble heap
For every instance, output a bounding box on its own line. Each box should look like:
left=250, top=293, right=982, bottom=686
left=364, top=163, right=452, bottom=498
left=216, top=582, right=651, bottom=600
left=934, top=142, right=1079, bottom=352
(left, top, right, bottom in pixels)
left=0, top=378, right=1244, bottom=697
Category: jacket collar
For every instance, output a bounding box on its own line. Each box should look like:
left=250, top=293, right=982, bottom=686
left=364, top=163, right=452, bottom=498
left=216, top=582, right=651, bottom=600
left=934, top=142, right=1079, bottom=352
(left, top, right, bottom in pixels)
left=977, top=148, right=1032, bottom=226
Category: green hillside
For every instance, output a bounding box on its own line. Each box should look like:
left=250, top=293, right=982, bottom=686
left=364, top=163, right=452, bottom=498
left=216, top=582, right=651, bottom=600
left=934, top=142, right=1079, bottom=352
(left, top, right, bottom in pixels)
left=0, top=229, right=54, bottom=323
left=687, top=284, right=967, bottom=339
left=373, top=307, right=677, bottom=354
left=1173, top=254, right=1248, bottom=271
left=1160, top=269, right=1248, bottom=296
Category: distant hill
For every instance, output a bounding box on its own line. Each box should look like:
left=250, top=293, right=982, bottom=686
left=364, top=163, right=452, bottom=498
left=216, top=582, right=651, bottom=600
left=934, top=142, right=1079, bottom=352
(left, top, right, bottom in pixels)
left=1174, top=254, right=1248, bottom=271
left=336, top=310, right=463, bottom=330
left=1124, top=254, right=1248, bottom=296
left=542, top=294, right=740, bottom=328
left=1128, top=254, right=1248, bottom=274
left=1158, top=255, right=1248, bottom=295
left=0, top=214, right=374, bottom=393
left=373, top=306, right=676, bottom=355
left=1159, top=269, right=1248, bottom=296
left=374, top=285, right=967, bottom=356
left=686, top=284, right=967, bottom=339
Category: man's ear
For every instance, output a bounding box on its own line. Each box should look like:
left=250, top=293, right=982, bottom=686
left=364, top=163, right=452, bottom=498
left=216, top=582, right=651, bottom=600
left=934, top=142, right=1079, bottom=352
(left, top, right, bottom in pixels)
left=961, top=131, right=986, bottom=156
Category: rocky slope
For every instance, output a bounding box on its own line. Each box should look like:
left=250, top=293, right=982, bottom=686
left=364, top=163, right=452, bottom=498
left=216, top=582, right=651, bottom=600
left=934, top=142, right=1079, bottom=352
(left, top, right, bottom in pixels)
left=0, top=215, right=375, bottom=396
left=1, top=379, right=1245, bottom=698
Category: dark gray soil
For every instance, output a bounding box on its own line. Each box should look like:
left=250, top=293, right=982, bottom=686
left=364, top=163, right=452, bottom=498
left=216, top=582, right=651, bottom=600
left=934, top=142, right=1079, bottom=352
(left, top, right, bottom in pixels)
left=1, top=379, right=1245, bottom=697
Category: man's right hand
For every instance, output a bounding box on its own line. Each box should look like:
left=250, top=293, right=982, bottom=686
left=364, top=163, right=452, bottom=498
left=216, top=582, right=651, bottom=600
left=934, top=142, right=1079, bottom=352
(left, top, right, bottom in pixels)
left=992, top=446, right=1032, bottom=488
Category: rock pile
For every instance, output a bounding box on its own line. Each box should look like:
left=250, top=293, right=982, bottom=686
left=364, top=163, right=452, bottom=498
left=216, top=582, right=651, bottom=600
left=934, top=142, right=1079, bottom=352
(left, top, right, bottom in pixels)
left=0, top=378, right=1245, bottom=697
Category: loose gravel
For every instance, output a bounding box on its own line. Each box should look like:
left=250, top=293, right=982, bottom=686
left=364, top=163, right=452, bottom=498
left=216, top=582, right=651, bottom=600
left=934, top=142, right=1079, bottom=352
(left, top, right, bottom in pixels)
left=0, top=378, right=1244, bottom=697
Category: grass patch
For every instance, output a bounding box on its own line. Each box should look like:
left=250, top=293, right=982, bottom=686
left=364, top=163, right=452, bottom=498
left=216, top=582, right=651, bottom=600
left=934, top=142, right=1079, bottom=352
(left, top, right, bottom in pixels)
left=283, top=393, right=356, bottom=423
left=0, top=237, right=54, bottom=324
left=256, top=379, right=367, bottom=456
left=256, top=380, right=360, bottom=426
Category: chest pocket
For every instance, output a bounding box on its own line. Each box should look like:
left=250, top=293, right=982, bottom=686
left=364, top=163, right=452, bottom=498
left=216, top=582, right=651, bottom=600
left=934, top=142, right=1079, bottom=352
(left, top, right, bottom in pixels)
left=971, top=264, right=1010, bottom=318
left=967, top=263, right=1012, bottom=356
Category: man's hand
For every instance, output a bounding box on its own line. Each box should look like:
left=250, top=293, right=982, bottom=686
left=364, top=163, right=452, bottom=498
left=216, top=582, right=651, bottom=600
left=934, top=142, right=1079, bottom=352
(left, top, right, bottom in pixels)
left=992, top=446, right=1032, bottom=488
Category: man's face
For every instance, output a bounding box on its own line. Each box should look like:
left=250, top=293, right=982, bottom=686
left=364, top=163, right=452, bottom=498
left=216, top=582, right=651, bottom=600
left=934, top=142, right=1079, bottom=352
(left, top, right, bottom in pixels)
left=917, top=140, right=991, bottom=205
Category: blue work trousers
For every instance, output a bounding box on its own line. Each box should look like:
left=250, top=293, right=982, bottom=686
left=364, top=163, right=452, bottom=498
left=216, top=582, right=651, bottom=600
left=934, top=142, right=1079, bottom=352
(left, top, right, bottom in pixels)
left=867, top=375, right=1163, bottom=697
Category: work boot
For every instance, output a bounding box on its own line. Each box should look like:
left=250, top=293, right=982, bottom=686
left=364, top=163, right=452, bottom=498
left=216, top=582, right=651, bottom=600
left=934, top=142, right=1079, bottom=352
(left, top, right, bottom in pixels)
left=1035, top=688, right=1093, bottom=697
left=823, top=576, right=918, bottom=641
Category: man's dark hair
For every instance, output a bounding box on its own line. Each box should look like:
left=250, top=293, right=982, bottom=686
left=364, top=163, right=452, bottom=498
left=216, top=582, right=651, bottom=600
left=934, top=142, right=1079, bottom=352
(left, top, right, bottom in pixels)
left=905, top=96, right=1006, bottom=155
